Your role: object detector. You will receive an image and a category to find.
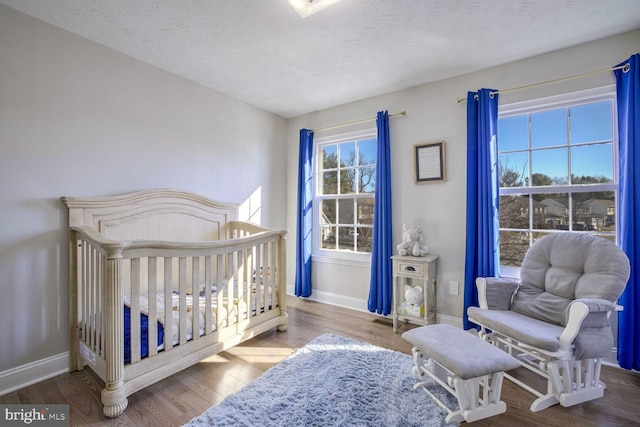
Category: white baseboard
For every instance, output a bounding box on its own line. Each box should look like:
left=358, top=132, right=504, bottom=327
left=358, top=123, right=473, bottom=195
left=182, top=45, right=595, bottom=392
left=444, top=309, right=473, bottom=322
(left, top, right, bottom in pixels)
left=287, top=285, right=369, bottom=312
left=286, top=285, right=464, bottom=328
left=0, top=352, right=68, bottom=397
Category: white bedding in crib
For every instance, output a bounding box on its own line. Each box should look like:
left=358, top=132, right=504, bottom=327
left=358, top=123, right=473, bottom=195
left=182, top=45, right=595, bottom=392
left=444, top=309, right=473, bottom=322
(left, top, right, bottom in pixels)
left=123, top=283, right=274, bottom=347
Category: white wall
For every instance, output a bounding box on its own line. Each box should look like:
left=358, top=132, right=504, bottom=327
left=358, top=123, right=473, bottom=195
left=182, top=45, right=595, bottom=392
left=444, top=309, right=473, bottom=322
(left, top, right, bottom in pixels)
left=1, top=0, right=638, bottom=394
left=0, top=4, right=287, bottom=388
left=286, top=30, right=640, bottom=322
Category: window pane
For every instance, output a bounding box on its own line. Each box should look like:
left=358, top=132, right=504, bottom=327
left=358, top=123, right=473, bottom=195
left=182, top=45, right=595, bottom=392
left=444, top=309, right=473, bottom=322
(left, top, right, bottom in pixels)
left=320, top=199, right=336, bottom=224
left=340, top=169, right=357, bottom=194
left=531, top=108, right=566, bottom=148
left=570, top=101, right=612, bottom=144
left=359, top=138, right=376, bottom=165
left=499, top=195, right=529, bottom=229
left=531, top=231, right=551, bottom=247
left=499, top=152, right=528, bottom=187
left=357, top=198, right=374, bottom=225
left=338, top=226, right=354, bottom=250
left=357, top=227, right=372, bottom=253
left=315, top=133, right=378, bottom=255
left=532, top=148, right=568, bottom=185
left=359, top=166, right=376, bottom=193
left=322, top=145, right=337, bottom=169
left=499, top=230, right=529, bottom=267
left=498, top=97, right=617, bottom=269
left=498, top=115, right=528, bottom=151
left=323, top=171, right=338, bottom=194
left=532, top=193, right=568, bottom=230
left=570, top=143, right=613, bottom=183
left=338, top=199, right=354, bottom=224
left=320, top=225, right=336, bottom=249
left=572, top=191, right=615, bottom=232
left=339, top=142, right=356, bottom=167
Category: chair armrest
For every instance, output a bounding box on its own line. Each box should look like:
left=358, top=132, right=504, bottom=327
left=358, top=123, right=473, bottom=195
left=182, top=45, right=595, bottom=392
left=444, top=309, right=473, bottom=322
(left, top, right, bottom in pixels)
left=572, top=298, right=617, bottom=313
left=475, top=277, right=519, bottom=310
left=560, top=298, right=618, bottom=357
left=558, top=299, right=615, bottom=352
left=559, top=302, right=590, bottom=352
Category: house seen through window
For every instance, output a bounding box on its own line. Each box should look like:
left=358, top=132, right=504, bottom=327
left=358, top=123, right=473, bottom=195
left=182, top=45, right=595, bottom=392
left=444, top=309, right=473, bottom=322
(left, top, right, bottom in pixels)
left=498, top=88, right=617, bottom=270
left=314, top=130, right=377, bottom=258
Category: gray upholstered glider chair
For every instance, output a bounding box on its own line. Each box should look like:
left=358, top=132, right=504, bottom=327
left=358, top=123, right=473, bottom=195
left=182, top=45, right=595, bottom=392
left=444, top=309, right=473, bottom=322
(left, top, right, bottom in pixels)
left=467, top=232, right=630, bottom=412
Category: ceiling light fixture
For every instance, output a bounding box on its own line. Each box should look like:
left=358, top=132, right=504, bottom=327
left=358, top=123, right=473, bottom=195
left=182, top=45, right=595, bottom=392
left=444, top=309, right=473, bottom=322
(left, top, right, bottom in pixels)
left=287, top=0, right=341, bottom=18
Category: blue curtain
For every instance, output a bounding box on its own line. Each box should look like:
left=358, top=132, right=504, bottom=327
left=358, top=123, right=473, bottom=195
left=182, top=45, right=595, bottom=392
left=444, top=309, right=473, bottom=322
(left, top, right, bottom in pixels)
left=294, top=129, right=314, bottom=297
left=615, top=53, right=640, bottom=370
left=368, top=111, right=394, bottom=315
left=463, top=89, right=500, bottom=330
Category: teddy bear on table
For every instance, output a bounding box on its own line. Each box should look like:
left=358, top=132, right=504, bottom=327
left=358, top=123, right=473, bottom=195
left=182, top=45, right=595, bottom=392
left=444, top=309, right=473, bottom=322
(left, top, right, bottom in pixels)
left=397, top=224, right=430, bottom=257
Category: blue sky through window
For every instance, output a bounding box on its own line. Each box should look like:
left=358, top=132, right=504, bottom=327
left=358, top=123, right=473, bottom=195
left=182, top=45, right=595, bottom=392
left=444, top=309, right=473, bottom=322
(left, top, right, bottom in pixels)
left=498, top=100, right=613, bottom=185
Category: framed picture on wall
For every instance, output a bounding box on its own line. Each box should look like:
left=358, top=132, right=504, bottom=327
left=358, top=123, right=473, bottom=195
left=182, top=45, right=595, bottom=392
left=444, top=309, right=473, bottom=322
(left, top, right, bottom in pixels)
left=414, top=141, right=446, bottom=183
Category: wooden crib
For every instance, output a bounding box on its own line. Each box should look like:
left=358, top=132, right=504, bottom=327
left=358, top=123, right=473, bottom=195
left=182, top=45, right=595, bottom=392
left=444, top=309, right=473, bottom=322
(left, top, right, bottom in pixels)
left=61, top=189, right=287, bottom=418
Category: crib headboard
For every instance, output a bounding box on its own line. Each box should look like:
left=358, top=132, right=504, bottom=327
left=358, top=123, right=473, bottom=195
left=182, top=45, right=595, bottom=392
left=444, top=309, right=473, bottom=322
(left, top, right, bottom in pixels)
left=61, top=189, right=238, bottom=242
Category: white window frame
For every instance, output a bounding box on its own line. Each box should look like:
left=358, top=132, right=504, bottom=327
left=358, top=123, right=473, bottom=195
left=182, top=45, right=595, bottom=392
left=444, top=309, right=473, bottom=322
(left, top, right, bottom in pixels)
left=498, top=86, right=618, bottom=278
left=312, top=128, right=377, bottom=265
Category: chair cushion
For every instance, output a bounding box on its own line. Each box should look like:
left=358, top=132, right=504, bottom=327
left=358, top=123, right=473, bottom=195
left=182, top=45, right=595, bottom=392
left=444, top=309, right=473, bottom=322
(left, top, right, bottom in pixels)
left=467, top=307, right=565, bottom=352
left=511, top=233, right=630, bottom=326
left=402, top=324, right=520, bottom=379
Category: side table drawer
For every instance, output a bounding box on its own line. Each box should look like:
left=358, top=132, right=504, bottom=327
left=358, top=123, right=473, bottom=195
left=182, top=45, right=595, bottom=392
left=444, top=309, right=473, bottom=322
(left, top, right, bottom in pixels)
left=397, top=261, right=424, bottom=277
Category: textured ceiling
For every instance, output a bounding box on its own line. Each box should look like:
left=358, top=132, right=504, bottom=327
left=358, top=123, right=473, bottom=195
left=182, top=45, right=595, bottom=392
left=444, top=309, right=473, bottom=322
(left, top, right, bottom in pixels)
left=2, top=0, right=640, bottom=118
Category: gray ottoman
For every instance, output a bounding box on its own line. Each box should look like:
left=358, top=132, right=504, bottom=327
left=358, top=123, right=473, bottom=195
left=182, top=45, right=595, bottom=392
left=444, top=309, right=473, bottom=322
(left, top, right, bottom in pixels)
left=403, top=324, right=520, bottom=423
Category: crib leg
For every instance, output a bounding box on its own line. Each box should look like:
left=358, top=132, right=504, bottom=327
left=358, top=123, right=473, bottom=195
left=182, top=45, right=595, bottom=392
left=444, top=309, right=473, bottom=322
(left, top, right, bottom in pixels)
left=276, top=311, right=289, bottom=332
left=102, top=383, right=128, bottom=418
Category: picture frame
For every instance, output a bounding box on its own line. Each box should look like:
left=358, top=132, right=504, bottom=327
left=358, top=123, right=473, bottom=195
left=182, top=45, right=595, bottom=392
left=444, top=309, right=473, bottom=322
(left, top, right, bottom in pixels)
left=414, top=141, right=446, bottom=183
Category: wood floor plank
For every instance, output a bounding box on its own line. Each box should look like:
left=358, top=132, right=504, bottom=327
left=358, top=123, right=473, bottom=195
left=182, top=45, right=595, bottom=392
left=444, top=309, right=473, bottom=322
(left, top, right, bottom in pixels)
left=1, top=296, right=639, bottom=426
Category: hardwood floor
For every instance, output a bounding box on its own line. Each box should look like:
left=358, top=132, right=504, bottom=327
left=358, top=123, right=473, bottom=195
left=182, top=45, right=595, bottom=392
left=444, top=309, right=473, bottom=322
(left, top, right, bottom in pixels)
left=2, top=296, right=639, bottom=426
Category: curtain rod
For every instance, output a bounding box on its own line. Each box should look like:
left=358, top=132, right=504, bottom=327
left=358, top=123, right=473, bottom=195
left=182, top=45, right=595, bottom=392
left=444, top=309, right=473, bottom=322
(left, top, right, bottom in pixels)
left=456, top=64, right=629, bottom=104
left=310, top=110, right=406, bottom=133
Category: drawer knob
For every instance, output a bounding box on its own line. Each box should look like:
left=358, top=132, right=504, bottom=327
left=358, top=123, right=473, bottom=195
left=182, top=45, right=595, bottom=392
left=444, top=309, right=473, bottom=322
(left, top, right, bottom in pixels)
left=404, top=266, right=415, bottom=271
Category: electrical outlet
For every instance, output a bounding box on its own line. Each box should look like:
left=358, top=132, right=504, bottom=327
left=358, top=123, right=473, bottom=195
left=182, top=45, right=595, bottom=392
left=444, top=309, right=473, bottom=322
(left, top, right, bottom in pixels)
left=449, top=281, right=459, bottom=296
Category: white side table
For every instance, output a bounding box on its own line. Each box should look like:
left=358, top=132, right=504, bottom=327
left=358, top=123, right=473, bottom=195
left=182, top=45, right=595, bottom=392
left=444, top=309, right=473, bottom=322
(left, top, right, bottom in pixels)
left=391, top=254, right=438, bottom=332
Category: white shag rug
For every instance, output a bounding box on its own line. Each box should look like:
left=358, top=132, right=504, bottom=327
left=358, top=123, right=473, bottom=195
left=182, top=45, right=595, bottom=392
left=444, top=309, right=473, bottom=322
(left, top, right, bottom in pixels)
left=184, top=333, right=458, bottom=426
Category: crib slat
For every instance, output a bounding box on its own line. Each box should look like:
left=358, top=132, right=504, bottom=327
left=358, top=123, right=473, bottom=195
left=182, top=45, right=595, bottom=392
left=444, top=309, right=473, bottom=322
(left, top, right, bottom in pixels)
left=192, top=257, right=200, bottom=341
left=216, top=254, right=224, bottom=330
left=179, top=257, right=187, bottom=345
left=82, top=241, right=88, bottom=345
left=98, top=250, right=105, bottom=357
left=204, top=256, right=212, bottom=335
left=148, top=257, right=158, bottom=358
left=94, top=247, right=101, bottom=350
left=262, top=242, right=269, bottom=312
left=268, top=241, right=276, bottom=311
left=226, top=253, right=234, bottom=327
left=130, top=258, right=141, bottom=364
left=237, top=249, right=245, bottom=321
left=256, top=246, right=262, bottom=314
left=246, top=247, right=253, bottom=319
left=241, top=249, right=247, bottom=321
left=164, top=258, right=173, bottom=351
left=89, top=245, right=95, bottom=350
left=90, top=244, right=98, bottom=350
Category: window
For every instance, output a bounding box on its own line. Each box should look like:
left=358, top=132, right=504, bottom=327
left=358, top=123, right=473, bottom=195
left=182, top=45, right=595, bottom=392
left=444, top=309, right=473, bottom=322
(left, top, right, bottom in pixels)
left=313, top=130, right=377, bottom=260
left=498, top=88, right=618, bottom=271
